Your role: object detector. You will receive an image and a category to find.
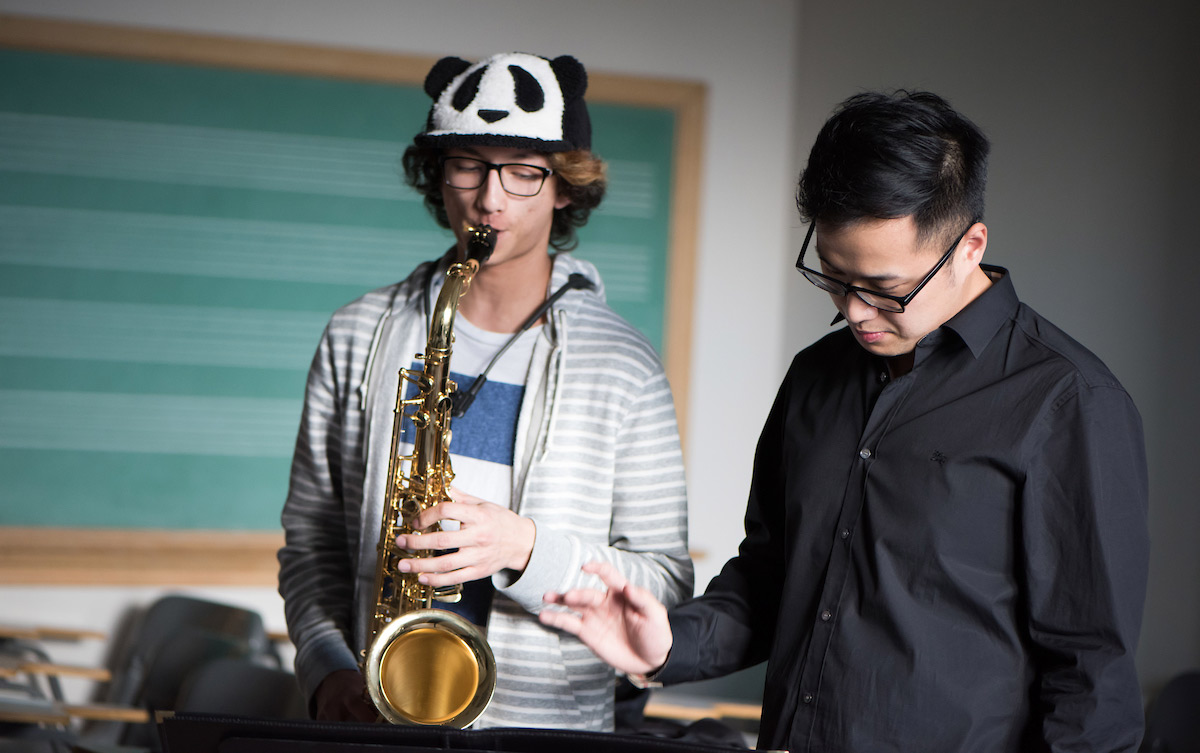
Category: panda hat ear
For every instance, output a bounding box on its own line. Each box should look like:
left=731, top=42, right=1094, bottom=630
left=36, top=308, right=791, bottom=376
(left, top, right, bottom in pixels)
left=414, top=52, right=592, bottom=152
left=424, top=56, right=472, bottom=99
left=549, top=56, right=587, bottom=101
left=549, top=55, right=591, bottom=155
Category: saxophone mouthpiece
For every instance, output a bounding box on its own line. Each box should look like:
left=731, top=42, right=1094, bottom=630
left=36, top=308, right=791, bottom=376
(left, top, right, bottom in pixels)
left=464, top=224, right=496, bottom=264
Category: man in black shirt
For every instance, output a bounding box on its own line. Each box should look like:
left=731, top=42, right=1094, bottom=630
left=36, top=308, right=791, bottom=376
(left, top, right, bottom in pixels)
left=541, top=91, right=1149, bottom=752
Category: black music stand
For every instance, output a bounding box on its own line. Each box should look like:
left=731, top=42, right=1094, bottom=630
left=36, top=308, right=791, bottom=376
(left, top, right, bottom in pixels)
left=158, top=712, right=749, bottom=753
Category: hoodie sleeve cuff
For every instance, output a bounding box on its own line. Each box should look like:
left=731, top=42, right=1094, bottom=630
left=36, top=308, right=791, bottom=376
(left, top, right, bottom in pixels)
left=493, top=520, right=576, bottom=613
left=294, top=632, right=361, bottom=710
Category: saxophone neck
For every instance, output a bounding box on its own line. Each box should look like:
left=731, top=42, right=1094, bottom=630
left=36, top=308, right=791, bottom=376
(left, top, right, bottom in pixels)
left=427, top=224, right=496, bottom=350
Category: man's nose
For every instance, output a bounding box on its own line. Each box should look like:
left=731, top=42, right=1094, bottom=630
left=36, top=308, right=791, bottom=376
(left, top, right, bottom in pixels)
left=843, top=293, right=878, bottom=323
left=475, top=168, right=508, bottom=213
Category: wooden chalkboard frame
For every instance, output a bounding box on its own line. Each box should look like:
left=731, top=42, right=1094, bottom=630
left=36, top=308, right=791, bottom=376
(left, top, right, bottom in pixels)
left=0, top=13, right=704, bottom=585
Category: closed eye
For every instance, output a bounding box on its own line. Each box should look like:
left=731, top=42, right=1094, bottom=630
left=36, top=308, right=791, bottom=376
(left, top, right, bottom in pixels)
left=506, top=165, right=546, bottom=180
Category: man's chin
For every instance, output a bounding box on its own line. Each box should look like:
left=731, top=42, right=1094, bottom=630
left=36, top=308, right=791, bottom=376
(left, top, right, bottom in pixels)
left=854, top=335, right=912, bottom=358
left=853, top=330, right=891, bottom=350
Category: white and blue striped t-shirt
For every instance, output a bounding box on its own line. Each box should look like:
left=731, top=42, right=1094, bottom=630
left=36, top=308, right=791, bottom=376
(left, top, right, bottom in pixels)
left=400, top=314, right=541, bottom=627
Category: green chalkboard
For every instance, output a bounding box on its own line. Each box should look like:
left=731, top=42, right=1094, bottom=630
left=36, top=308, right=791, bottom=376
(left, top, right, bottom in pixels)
left=0, top=43, right=679, bottom=531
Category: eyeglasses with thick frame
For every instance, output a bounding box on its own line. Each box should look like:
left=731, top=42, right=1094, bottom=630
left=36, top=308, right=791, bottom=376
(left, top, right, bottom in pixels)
left=795, top=220, right=975, bottom=313
left=440, top=156, right=554, bottom=197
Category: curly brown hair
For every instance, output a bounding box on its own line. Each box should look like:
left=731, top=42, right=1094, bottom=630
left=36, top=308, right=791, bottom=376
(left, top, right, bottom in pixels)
left=401, top=145, right=607, bottom=251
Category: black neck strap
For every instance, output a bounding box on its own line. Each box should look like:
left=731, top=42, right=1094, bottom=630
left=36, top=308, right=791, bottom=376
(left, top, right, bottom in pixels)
left=449, top=272, right=595, bottom=418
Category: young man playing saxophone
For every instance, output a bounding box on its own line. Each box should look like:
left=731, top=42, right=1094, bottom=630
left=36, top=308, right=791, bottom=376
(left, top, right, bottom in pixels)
left=542, top=90, right=1150, bottom=752
left=278, top=52, right=692, bottom=729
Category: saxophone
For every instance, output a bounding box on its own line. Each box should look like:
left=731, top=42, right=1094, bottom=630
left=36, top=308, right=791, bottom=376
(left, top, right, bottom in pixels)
left=361, top=224, right=498, bottom=727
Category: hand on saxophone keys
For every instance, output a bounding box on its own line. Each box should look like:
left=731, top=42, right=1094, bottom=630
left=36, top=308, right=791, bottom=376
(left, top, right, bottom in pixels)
left=395, top=486, right=536, bottom=588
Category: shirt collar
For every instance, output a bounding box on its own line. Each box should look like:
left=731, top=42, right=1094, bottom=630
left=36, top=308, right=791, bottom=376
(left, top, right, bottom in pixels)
left=936, top=264, right=1019, bottom=359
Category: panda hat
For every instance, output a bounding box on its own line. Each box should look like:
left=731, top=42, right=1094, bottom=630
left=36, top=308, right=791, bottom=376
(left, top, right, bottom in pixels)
left=414, top=52, right=591, bottom=153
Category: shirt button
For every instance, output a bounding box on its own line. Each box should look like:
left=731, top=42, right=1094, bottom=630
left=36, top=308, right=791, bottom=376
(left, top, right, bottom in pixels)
left=878, top=371, right=889, bottom=384
left=820, top=609, right=832, bottom=622
left=802, top=692, right=814, bottom=704
left=840, top=528, right=851, bottom=539
left=859, top=448, right=872, bottom=459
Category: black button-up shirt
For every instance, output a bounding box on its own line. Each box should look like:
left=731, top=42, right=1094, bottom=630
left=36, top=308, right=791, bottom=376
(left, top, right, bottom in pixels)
left=661, top=268, right=1149, bottom=752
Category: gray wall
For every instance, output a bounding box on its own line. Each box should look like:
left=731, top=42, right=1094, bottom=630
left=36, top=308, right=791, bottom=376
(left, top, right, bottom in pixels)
left=787, top=0, right=1200, bottom=697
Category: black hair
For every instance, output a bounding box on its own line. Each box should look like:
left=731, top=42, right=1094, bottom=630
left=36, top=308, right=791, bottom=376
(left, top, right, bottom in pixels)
left=401, top=145, right=606, bottom=252
left=796, top=90, right=990, bottom=245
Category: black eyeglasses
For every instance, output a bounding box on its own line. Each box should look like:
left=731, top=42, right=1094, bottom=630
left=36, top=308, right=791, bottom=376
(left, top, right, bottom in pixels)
left=795, top=221, right=974, bottom=313
left=440, top=156, right=554, bottom=197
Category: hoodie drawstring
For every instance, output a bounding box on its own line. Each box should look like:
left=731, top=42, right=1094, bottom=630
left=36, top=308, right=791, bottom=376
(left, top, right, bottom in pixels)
left=540, top=310, right=568, bottom=461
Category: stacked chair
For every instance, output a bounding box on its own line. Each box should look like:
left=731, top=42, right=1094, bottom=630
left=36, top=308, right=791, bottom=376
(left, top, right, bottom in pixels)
left=0, top=624, right=140, bottom=752
left=86, top=594, right=305, bottom=751
left=1, top=594, right=305, bottom=753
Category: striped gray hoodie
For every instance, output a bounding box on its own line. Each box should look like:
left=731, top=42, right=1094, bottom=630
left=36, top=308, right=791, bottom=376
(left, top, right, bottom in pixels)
left=278, top=252, right=693, bottom=730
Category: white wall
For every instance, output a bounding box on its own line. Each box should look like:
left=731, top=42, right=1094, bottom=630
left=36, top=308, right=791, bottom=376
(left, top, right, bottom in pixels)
left=0, top=0, right=801, bottom=700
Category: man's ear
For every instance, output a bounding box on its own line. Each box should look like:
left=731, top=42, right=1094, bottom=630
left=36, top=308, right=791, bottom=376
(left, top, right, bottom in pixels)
left=552, top=176, right=572, bottom=210
left=961, top=221, right=988, bottom=265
